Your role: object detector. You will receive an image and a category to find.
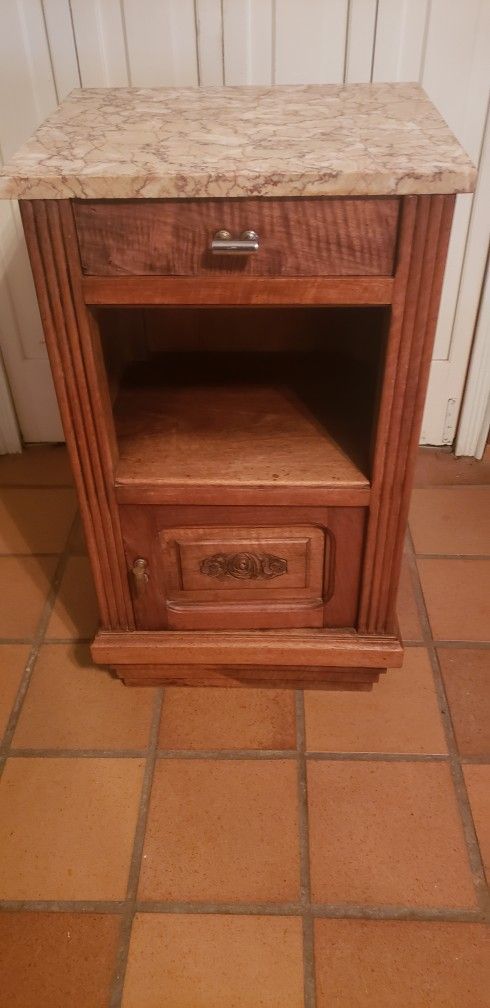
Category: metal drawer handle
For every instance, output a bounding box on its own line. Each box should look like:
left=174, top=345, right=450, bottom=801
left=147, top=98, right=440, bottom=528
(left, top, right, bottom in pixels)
left=210, top=229, right=260, bottom=255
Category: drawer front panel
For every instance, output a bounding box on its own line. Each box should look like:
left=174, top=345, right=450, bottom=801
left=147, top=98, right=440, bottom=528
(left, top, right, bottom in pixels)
left=75, top=197, right=399, bottom=277
left=161, top=525, right=325, bottom=602
left=120, top=504, right=365, bottom=632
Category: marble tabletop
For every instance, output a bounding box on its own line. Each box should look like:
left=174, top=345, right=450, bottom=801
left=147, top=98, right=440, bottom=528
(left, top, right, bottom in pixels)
left=0, top=83, right=476, bottom=200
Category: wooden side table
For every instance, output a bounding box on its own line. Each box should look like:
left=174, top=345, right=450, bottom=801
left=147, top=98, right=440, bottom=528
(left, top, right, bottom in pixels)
left=0, top=84, right=476, bottom=690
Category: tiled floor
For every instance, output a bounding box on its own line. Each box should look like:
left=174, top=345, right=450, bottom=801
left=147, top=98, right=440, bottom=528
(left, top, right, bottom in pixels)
left=0, top=444, right=489, bottom=1007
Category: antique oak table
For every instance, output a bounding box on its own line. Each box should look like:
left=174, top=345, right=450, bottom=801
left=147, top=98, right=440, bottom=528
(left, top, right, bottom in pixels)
left=0, top=84, right=476, bottom=689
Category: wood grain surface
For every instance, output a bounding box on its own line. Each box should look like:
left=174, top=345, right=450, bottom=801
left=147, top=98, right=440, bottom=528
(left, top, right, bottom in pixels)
left=119, top=504, right=363, bottom=632
left=83, top=274, right=394, bottom=306
left=75, top=197, right=399, bottom=277
left=92, top=627, right=403, bottom=668
left=113, top=351, right=373, bottom=497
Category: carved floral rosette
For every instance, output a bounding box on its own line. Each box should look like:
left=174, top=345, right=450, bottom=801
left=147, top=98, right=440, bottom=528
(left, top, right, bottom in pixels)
left=200, top=551, right=288, bottom=580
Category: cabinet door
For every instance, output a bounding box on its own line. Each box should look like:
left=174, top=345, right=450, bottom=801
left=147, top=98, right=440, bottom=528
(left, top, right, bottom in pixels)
left=120, top=505, right=366, bottom=632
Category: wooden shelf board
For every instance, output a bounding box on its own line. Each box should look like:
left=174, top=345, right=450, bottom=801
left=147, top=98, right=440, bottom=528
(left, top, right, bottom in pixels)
left=113, top=354, right=371, bottom=497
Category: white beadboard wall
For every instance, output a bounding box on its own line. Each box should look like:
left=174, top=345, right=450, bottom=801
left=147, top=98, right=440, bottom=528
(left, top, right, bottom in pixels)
left=0, top=0, right=489, bottom=448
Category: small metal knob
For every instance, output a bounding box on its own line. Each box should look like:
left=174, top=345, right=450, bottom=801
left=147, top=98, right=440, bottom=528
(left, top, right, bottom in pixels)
left=131, top=557, right=149, bottom=595
left=210, top=229, right=260, bottom=255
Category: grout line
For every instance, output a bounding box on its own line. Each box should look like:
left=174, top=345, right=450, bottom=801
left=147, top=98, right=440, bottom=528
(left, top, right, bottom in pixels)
left=429, top=640, right=490, bottom=650
left=0, top=483, right=74, bottom=490
left=0, top=639, right=36, bottom=647
left=0, top=637, right=92, bottom=646
left=295, top=694, right=310, bottom=908
left=109, top=687, right=164, bottom=1008
left=7, top=748, right=148, bottom=759
left=305, top=751, right=449, bottom=762
left=39, top=637, right=92, bottom=644
left=0, top=897, right=483, bottom=924
left=0, top=900, right=126, bottom=913
left=295, top=690, right=316, bottom=1008
left=0, top=551, right=73, bottom=558
left=0, top=517, right=79, bottom=765
left=310, top=904, right=485, bottom=923
left=0, top=747, right=453, bottom=763
left=138, top=900, right=303, bottom=916
left=406, top=530, right=490, bottom=919
left=156, top=748, right=298, bottom=760
left=415, top=552, right=490, bottom=560
left=414, top=481, right=490, bottom=489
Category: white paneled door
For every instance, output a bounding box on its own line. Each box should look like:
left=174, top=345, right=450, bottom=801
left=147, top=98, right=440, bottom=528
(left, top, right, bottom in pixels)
left=0, top=0, right=489, bottom=450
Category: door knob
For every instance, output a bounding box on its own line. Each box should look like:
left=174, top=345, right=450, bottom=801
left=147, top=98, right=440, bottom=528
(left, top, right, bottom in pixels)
left=131, top=557, right=149, bottom=594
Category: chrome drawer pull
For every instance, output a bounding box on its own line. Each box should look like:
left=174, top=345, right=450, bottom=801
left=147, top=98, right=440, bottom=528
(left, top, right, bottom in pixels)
left=210, top=229, right=259, bottom=255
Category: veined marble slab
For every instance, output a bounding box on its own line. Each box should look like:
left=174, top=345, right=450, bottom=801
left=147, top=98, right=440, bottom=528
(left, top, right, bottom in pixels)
left=0, top=83, right=476, bottom=200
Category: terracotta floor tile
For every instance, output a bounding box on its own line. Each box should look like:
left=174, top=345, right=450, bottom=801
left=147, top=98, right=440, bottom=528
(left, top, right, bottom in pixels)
left=0, top=445, right=72, bottom=486
left=396, top=557, right=423, bottom=642
left=418, top=559, right=490, bottom=641
left=0, top=556, right=57, bottom=638
left=464, top=765, right=490, bottom=878
left=159, top=687, right=296, bottom=750
left=0, top=757, right=143, bottom=899
left=439, top=649, right=490, bottom=757
left=410, top=487, right=490, bottom=555
left=304, top=648, right=446, bottom=754
left=0, top=912, right=120, bottom=1008
left=307, top=760, right=475, bottom=907
left=139, top=759, right=300, bottom=902
left=0, top=488, right=76, bottom=554
left=414, top=447, right=490, bottom=487
left=13, top=644, right=155, bottom=750
left=0, top=644, right=29, bottom=738
left=314, top=919, right=490, bottom=1008
left=46, top=556, right=99, bottom=639
left=122, top=913, right=304, bottom=1008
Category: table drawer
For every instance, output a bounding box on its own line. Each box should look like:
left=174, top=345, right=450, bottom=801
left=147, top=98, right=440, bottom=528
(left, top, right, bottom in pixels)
left=74, top=197, right=399, bottom=277
left=119, top=505, right=366, bottom=631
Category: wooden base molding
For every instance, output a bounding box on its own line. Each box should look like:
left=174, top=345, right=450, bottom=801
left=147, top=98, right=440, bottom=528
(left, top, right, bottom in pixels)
left=91, top=629, right=403, bottom=673
left=115, top=664, right=384, bottom=689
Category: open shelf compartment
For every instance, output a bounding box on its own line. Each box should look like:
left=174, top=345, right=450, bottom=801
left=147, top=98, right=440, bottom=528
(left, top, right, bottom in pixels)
left=97, top=306, right=387, bottom=505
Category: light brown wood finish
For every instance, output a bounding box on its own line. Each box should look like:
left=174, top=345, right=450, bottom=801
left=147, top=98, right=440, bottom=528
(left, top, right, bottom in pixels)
left=91, top=628, right=402, bottom=668
left=114, top=380, right=369, bottom=494
left=161, top=523, right=327, bottom=631
left=75, top=197, right=399, bottom=277
left=18, top=191, right=455, bottom=689
left=358, top=194, right=455, bottom=634
left=82, top=275, right=394, bottom=306
left=111, top=316, right=380, bottom=507
left=323, top=507, right=366, bottom=628
left=382, top=196, right=455, bottom=628
left=162, top=524, right=325, bottom=595
left=119, top=504, right=363, bottom=633
left=115, top=484, right=370, bottom=507
left=116, top=665, right=382, bottom=689
left=20, top=199, right=134, bottom=630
